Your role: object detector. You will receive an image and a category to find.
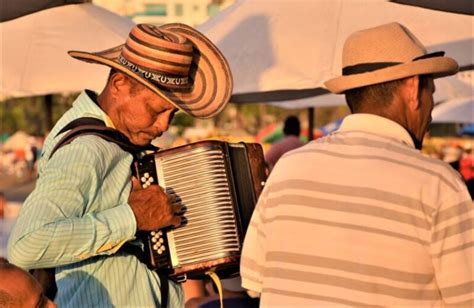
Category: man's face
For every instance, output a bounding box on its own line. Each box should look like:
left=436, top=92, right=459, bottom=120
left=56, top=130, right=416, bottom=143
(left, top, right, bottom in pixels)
left=113, top=80, right=178, bottom=146
left=1, top=267, right=56, bottom=308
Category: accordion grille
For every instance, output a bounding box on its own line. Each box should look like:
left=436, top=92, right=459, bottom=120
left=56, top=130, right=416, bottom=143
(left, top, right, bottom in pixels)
left=157, top=146, right=241, bottom=266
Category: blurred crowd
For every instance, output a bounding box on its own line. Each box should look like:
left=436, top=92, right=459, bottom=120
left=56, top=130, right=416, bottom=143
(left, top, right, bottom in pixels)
left=436, top=141, right=474, bottom=197
left=0, top=133, right=43, bottom=181
left=1, top=128, right=473, bottom=201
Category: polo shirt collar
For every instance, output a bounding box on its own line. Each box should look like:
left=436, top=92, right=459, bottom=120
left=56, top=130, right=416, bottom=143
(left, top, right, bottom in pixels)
left=77, top=90, right=116, bottom=129
left=337, top=113, right=415, bottom=148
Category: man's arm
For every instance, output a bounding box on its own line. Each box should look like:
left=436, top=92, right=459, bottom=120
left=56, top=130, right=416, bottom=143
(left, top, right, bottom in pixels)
left=7, top=138, right=137, bottom=269
left=431, top=189, right=473, bottom=306
left=240, top=187, right=269, bottom=294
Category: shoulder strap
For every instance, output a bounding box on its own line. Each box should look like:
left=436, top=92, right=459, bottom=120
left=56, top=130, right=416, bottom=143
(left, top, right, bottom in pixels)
left=49, top=117, right=158, bottom=159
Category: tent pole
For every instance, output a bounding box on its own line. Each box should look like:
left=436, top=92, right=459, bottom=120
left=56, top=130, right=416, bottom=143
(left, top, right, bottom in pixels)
left=307, top=107, right=314, bottom=141
left=44, top=94, right=53, bottom=131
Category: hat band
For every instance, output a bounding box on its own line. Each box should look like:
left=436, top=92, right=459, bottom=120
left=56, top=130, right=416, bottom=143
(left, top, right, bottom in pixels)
left=118, top=55, right=189, bottom=87
left=343, top=62, right=401, bottom=75
left=342, top=51, right=446, bottom=76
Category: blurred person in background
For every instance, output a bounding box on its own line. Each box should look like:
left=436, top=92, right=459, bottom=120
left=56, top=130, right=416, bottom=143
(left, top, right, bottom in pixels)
left=240, top=22, right=473, bottom=306
left=265, top=115, right=304, bottom=172
left=460, top=143, right=474, bottom=199
left=0, top=192, right=5, bottom=219
left=0, top=258, right=56, bottom=308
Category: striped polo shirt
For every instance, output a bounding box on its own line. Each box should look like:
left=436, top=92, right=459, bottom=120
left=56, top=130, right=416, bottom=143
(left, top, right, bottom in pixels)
left=8, top=91, right=183, bottom=307
left=241, top=113, right=473, bottom=307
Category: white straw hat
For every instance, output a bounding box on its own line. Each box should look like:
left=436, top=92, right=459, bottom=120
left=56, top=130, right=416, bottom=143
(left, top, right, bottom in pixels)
left=325, top=22, right=459, bottom=94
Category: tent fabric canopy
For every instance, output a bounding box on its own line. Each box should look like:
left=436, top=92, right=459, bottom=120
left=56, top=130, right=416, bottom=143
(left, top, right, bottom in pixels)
left=0, top=0, right=89, bottom=22
left=0, top=3, right=134, bottom=99
left=432, top=97, right=474, bottom=124
left=2, top=131, right=30, bottom=151
left=198, top=0, right=473, bottom=107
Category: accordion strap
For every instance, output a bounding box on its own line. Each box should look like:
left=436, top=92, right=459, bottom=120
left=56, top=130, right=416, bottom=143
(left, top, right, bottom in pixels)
left=50, top=117, right=158, bottom=159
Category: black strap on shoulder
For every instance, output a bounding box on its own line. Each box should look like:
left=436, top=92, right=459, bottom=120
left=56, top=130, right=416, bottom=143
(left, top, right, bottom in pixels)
left=159, top=272, right=169, bottom=308
left=50, top=117, right=158, bottom=159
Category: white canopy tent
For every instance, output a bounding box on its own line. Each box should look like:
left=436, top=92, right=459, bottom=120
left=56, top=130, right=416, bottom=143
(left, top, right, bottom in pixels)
left=2, top=131, right=30, bottom=151
left=198, top=0, right=473, bottom=108
left=432, top=97, right=474, bottom=124
left=198, top=0, right=473, bottom=138
left=0, top=3, right=135, bottom=99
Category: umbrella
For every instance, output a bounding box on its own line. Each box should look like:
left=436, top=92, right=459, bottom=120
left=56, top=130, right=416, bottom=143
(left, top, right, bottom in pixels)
left=432, top=97, right=474, bottom=124
left=2, top=131, right=30, bottom=151
left=0, top=3, right=135, bottom=98
left=197, top=0, right=473, bottom=106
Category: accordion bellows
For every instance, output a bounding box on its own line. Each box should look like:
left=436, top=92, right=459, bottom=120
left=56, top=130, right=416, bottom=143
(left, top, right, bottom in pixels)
left=135, top=140, right=266, bottom=281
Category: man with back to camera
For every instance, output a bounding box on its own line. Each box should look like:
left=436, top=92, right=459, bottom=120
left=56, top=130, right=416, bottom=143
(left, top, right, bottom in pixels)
left=240, top=22, right=473, bottom=306
left=8, top=23, right=232, bottom=307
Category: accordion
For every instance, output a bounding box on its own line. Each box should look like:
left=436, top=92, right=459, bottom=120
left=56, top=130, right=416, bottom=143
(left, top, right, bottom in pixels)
left=135, top=140, right=266, bottom=282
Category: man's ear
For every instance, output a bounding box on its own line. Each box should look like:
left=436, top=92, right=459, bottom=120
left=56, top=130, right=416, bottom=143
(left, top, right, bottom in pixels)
left=404, top=75, right=421, bottom=110
left=109, top=72, right=129, bottom=96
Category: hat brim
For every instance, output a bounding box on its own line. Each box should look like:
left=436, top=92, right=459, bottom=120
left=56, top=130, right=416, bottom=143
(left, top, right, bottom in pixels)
left=69, top=23, right=233, bottom=119
left=324, top=56, right=458, bottom=94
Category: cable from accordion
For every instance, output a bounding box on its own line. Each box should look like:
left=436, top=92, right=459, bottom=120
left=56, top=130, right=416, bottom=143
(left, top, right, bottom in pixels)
left=206, top=270, right=224, bottom=308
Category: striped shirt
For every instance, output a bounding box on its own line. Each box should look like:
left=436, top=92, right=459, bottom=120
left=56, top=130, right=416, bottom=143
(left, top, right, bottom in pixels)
left=241, top=113, right=473, bottom=307
left=8, top=91, right=183, bottom=307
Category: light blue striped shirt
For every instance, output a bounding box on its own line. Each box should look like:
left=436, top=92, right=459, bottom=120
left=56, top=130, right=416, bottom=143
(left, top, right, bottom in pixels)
left=8, top=91, right=183, bottom=307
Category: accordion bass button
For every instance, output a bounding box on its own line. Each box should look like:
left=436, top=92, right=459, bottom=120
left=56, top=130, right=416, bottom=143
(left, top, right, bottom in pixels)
left=151, top=238, right=158, bottom=243
left=153, top=244, right=159, bottom=250
left=151, top=231, right=156, bottom=236
left=144, top=172, right=150, bottom=178
left=159, top=238, right=164, bottom=244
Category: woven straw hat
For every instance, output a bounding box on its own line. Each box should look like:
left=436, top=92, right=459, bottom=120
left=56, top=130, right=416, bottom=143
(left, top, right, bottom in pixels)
left=324, top=22, right=458, bottom=94
left=69, top=23, right=233, bottom=118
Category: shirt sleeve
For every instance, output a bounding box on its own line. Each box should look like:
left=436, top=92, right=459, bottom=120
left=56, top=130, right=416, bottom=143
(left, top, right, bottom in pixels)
left=430, top=188, right=473, bottom=306
left=7, top=137, right=137, bottom=270
left=240, top=185, right=269, bottom=293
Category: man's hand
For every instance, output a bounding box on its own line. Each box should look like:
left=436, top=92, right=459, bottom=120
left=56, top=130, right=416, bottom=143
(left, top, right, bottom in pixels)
left=128, top=176, right=182, bottom=231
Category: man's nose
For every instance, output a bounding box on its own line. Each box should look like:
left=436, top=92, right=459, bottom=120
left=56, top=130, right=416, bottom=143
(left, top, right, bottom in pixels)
left=154, top=115, right=171, bottom=133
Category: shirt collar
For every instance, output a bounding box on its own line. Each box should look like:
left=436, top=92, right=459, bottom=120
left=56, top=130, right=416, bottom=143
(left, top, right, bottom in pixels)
left=337, top=113, right=415, bottom=148
left=80, top=90, right=116, bottom=129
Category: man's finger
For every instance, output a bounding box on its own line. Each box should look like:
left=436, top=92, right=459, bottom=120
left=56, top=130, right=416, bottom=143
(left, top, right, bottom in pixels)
left=171, top=215, right=182, bottom=228
left=173, top=203, right=183, bottom=214
left=131, top=176, right=142, bottom=191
